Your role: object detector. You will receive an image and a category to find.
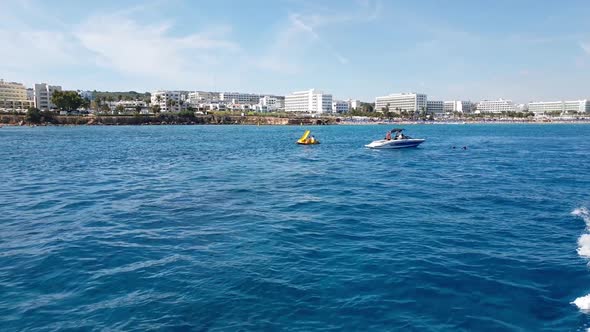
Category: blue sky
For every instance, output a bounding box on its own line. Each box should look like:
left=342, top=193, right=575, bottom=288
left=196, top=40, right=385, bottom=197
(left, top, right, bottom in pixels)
left=1, top=0, right=589, bottom=103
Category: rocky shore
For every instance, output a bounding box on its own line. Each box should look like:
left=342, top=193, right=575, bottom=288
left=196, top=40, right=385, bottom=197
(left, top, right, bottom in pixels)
left=0, top=114, right=337, bottom=126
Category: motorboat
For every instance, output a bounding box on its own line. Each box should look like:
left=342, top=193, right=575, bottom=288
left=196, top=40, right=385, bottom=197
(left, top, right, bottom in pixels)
left=365, top=128, right=425, bottom=149
left=297, top=130, right=320, bottom=145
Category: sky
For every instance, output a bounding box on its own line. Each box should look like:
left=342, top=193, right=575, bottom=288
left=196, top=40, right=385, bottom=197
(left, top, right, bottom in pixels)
left=1, top=0, right=589, bottom=103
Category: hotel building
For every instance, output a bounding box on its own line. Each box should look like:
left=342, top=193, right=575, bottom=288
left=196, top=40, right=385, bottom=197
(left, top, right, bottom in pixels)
left=188, top=91, right=220, bottom=105
left=332, top=100, right=350, bottom=113
left=375, top=92, right=427, bottom=112
left=285, top=89, right=333, bottom=113
left=528, top=100, right=590, bottom=115
left=258, top=96, right=283, bottom=112
left=443, top=100, right=473, bottom=113
left=426, top=100, right=444, bottom=115
left=347, top=99, right=362, bottom=110
left=220, top=92, right=262, bottom=105
left=476, top=99, right=516, bottom=113
left=34, top=83, right=62, bottom=111
left=151, top=91, right=181, bottom=112
left=0, top=79, right=34, bottom=111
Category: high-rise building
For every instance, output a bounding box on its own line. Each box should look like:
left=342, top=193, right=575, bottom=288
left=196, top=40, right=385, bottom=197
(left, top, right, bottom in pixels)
left=427, top=100, right=444, bottom=115
left=528, top=100, right=589, bottom=115
left=34, top=83, right=62, bottom=110
left=0, top=79, right=34, bottom=111
left=476, top=99, right=516, bottom=113
left=150, top=91, right=181, bottom=112
left=375, top=92, right=427, bottom=112
left=284, top=89, right=333, bottom=113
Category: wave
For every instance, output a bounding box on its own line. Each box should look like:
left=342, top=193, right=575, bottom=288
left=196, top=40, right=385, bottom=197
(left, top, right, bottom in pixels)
left=571, top=207, right=590, bottom=311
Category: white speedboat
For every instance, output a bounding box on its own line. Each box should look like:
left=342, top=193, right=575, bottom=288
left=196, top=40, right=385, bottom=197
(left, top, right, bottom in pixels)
left=365, top=128, right=425, bottom=149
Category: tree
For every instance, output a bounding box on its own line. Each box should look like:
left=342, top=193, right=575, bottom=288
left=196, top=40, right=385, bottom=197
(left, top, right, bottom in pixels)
left=151, top=104, right=161, bottom=115
left=26, top=107, right=42, bottom=123
left=135, top=105, right=142, bottom=114
left=51, top=90, right=85, bottom=112
left=115, top=105, right=125, bottom=114
left=167, top=99, right=177, bottom=112
left=82, top=98, right=91, bottom=109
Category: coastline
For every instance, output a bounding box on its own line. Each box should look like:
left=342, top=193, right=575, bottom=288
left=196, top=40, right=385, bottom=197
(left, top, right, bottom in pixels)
left=2, top=113, right=590, bottom=126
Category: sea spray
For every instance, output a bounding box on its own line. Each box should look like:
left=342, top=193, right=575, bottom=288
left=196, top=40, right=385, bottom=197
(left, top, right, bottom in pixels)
left=572, top=207, right=590, bottom=311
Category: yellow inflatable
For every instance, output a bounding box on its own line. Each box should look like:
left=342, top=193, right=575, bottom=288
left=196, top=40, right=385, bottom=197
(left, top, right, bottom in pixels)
left=297, top=130, right=320, bottom=145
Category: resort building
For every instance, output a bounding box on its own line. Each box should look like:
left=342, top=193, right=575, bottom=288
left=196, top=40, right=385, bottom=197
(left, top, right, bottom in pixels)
left=528, top=100, right=590, bottom=115
left=375, top=92, right=427, bottom=113
left=0, top=79, right=34, bottom=111
left=426, top=100, right=444, bottom=115
left=258, top=96, right=283, bottom=112
left=443, top=100, right=473, bottom=113
left=347, top=99, right=362, bottom=110
left=332, top=100, right=350, bottom=113
left=150, top=90, right=182, bottom=112
left=34, top=83, right=62, bottom=111
left=284, top=89, right=333, bottom=113
left=476, top=99, right=516, bottom=113
left=188, top=91, right=220, bottom=105
left=220, top=92, right=262, bottom=105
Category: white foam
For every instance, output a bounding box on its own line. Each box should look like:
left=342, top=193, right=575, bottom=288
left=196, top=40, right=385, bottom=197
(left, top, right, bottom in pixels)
left=573, top=207, right=590, bottom=314
left=572, top=207, right=590, bottom=226
left=579, top=234, right=590, bottom=259
left=573, top=294, right=590, bottom=311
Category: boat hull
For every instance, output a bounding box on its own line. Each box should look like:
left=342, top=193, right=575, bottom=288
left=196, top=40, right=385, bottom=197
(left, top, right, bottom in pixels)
left=365, top=139, right=425, bottom=149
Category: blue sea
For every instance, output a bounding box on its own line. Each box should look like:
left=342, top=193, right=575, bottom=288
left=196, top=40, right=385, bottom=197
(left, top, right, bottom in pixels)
left=2, top=124, right=590, bottom=331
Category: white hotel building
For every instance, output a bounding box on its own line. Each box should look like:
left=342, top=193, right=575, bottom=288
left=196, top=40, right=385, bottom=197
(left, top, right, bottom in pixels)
left=220, top=92, right=262, bottom=105
left=284, top=89, right=333, bottom=113
left=426, top=100, right=444, bottom=115
left=151, top=91, right=181, bottom=112
left=444, top=100, right=473, bottom=113
left=476, top=99, right=516, bottom=113
left=332, top=100, right=349, bottom=113
left=34, top=83, right=62, bottom=111
left=347, top=99, right=362, bottom=110
left=375, top=92, right=427, bottom=112
left=528, top=100, right=590, bottom=115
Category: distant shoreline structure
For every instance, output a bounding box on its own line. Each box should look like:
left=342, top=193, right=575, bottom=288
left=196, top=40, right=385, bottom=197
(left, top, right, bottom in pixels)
left=1, top=113, right=590, bottom=127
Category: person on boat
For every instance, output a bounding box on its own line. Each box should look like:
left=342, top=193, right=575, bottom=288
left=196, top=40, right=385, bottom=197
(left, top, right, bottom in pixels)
left=385, top=131, right=392, bottom=140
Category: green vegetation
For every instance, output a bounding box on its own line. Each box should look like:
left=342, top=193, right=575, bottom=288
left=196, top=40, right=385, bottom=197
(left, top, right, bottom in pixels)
left=25, top=107, right=55, bottom=124
left=51, top=90, right=86, bottom=112
left=178, top=109, right=196, bottom=118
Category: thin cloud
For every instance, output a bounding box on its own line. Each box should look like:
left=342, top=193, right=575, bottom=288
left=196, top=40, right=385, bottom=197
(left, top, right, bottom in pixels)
left=581, top=42, right=590, bottom=55
left=255, top=1, right=379, bottom=73
left=74, top=13, right=239, bottom=84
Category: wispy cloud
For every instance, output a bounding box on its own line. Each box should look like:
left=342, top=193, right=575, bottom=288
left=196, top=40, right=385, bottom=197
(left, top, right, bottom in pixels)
left=255, top=0, right=381, bottom=73
left=581, top=42, right=590, bottom=55
left=75, top=13, right=238, bottom=84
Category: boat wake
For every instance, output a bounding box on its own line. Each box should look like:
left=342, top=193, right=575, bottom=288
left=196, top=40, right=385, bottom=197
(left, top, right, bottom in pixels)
left=571, top=207, right=590, bottom=312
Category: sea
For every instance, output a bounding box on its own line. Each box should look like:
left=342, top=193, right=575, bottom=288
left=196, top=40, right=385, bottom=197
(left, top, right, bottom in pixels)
left=1, top=124, right=590, bottom=331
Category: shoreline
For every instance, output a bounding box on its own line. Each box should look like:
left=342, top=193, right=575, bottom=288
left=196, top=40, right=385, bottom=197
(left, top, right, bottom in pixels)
left=2, top=114, right=590, bottom=127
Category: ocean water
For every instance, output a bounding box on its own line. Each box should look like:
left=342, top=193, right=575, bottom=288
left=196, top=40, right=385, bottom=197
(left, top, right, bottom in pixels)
left=1, top=124, right=590, bottom=331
